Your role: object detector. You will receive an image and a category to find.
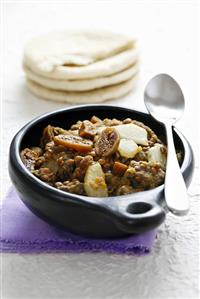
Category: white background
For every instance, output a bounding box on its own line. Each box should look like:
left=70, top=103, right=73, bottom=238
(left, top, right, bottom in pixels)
left=1, top=1, right=200, bottom=298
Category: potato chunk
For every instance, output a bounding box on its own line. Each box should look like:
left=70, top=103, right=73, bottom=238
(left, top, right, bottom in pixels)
left=114, top=124, right=148, bottom=145
left=118, top=138, right=139, bottom=158
left=84, top=162, right=108, bottom=197
left=147, top=143, right=167, bottom=168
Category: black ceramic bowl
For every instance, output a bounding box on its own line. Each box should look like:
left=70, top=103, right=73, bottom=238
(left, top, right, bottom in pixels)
left=9, top=105, right=194, bottom=237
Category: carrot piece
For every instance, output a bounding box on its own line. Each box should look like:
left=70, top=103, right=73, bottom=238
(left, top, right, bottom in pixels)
left=113, top=161, right=128, bottom=176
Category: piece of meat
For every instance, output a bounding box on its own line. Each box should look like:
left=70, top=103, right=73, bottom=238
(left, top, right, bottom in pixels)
left=70, top=120, right=83, bottom=130
left=95, top=127, right=120, bottom=157
left=44, top=141, right=77, bottom=161
left=30, top=146, right=43, bottom=156
left=90, top=115, right=103, bottom=124
left=53, top=127, right=69, bottom=135
left=45, top=141, right=65, bottom=153
left=40, top=125, right=54, bottom=147
left=54, top=135, right=93, bottom=153
left=79, top=120, right=96, bottom=138
left=20, top=148, right=40, bottom=171
left=40, top=125, right=69, bottom=148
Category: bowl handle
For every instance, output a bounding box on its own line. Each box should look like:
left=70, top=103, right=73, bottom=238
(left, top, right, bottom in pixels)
left=105, top=191, right=166, bottom=234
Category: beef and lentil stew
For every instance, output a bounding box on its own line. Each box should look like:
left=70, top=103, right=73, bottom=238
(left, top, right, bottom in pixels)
left=21, top=116, right=169, bottom=197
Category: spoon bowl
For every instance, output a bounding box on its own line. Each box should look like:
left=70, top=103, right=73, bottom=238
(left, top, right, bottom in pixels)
left=144, top=74, right=185, bottom=123
left=144, top=74, right=189, bottom=216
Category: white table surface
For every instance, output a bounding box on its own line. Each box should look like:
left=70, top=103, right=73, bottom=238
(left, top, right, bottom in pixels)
left=1, top=1, right=200, bottom=298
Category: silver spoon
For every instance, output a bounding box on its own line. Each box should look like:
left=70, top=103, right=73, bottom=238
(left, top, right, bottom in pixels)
left=144, top=74, right=189, bottom=216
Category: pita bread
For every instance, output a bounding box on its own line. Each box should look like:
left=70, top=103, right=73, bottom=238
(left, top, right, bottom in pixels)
left=24, top=47, right=138, bottom=80
left=24, top=29, right=135, bottom=73
left=26, top=76, right=138, bottom=104
left=24, top=62, right=139, bottom=91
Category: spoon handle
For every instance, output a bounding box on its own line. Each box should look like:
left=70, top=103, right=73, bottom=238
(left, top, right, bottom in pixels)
left=164, top=124, right=189, bottom=215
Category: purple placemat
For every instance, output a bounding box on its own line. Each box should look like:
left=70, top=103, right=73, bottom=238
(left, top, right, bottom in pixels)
left=0, top=188, right=157, bottom=255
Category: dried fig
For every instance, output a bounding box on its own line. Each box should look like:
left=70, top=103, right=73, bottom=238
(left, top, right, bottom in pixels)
left=95, top=127, right=120, bottom=157
left=54, top=135, right=93, bottom=153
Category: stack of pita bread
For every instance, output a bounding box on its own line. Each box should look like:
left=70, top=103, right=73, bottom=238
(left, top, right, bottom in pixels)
left=23, top=30, right=139, bottom=104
